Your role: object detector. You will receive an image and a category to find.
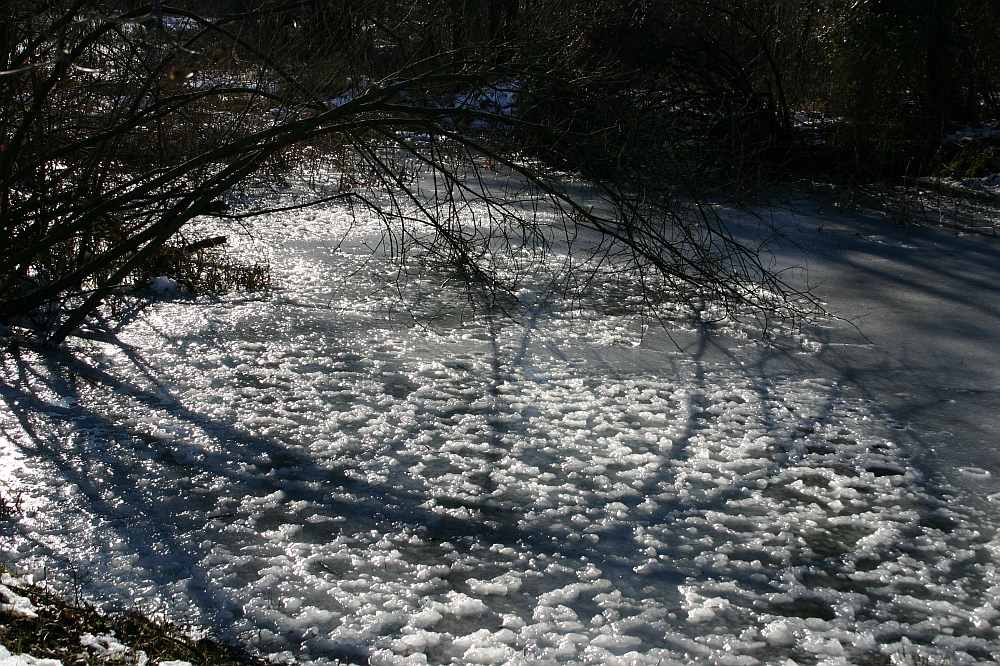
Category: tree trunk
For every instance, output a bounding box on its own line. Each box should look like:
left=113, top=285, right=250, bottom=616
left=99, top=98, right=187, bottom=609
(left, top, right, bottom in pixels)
left=925, top=0, right=957, bottom=141
left=488, top=0, right=518, bottom=41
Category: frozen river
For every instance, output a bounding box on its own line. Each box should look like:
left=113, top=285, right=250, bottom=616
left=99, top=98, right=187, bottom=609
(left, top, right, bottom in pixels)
left=2, top=192, right=999, bottom=665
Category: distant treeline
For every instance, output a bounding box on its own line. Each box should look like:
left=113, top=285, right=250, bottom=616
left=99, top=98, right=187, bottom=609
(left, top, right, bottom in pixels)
left=4, top=0, right=994, bottom=343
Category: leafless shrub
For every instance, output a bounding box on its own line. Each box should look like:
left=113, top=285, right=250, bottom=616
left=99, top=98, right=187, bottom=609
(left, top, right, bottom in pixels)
left=0, top=1, right=822, bottom=346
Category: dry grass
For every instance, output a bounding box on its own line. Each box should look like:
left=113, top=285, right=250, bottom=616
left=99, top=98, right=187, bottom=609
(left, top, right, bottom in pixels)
left=0, top=574, right=270, bottom=666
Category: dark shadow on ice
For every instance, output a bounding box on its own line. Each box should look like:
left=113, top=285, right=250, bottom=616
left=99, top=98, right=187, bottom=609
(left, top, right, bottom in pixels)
left=723, top=197, right=1000, bottom=489
left=3, top=196, right=1000, bottom=661
left=0, top=320, right=698, bottom=660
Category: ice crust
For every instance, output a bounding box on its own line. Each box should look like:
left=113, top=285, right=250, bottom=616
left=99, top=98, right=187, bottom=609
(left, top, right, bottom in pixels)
left=1, top=201, right=999, bottom=665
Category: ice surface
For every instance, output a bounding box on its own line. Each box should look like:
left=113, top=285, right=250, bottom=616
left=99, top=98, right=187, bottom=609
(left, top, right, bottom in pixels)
left=1, top=193, right=999, bottom=665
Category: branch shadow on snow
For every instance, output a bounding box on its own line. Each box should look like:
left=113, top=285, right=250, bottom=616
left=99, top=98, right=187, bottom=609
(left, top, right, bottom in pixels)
left=0, top=335, right=526, bottom=663
left=0, top=319, right=714, bottom=661
left=729, top=197, right=1000, bottom=486
left=4, top=207, right=998, bottom=662
left=0, top=305, right=839, bottom=659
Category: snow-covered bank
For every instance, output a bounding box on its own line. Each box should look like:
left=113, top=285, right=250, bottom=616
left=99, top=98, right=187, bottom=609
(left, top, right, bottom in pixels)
left=2, top=196, right=999, bottom=665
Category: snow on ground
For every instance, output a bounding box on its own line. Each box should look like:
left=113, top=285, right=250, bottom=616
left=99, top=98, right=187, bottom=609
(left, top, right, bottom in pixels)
left=0, top=574, right=38, bottom=619
left=2, top=192, right=1000, bottom=665
left=0, top=643, right=63, bottom=666
left=944, top=124, right=1000, bottom=145
left=915, top=175, right=1000, bottom=204
left=952, top=173, right=1000, bottom=197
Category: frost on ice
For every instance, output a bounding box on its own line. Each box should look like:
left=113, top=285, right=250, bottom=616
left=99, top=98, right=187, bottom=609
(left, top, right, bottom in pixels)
left=1, top=200, right=999, bottom=665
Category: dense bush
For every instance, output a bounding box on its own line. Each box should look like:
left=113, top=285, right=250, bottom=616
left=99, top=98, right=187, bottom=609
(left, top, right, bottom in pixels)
left=509, top=1, right=792, bottom=192
left=0, top=1, right=292, bottom=340
left=510, top=0, right=1000, bottom=181
left=779, top=0, right=1000, bottom=176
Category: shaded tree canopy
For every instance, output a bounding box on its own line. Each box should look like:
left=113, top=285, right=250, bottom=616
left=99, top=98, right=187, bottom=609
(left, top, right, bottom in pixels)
left=1, top=1, right=996, bottom=344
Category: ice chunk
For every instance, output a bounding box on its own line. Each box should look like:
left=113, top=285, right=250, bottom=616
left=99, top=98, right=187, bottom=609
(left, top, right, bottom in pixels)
left=590, top=633, right=643, bottom=651
left=79, top=634, right=129, bottom=660
left=370, top=649, right=428, bottom=666
left=682, top=586, right=731, bottom=624
left=462, top=645, right=514, bottom=665
left=500, top=614, right=525, bottom=630
left=391, top=630, right=441, bottom=654
left=408, top=608, right=443, bottom=628
left=467, top=573, right=522, bottom=596
left=436, top=592, right=488, bottom=617
left=0, top=584, right=38, bottom=619
left=514, top=288, right=539, bottom=303
left=800, top=634, right=844, bottom=657
left=537, top=582, right=590, bottom=606
left=762, top=620, right=796, bottom=647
